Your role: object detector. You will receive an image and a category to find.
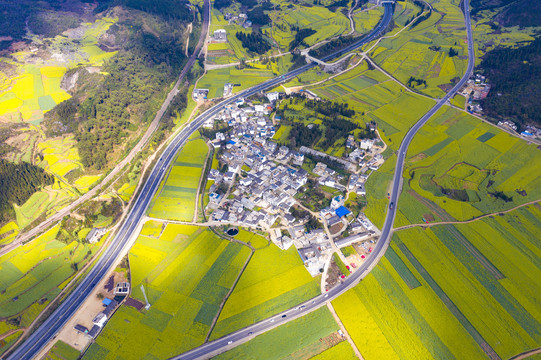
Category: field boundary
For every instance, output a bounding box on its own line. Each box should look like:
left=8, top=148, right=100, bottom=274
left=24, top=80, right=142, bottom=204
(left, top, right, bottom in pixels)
left=394, top=199, right=541, bottom=231
left=205, top=247, right=254, bottom=342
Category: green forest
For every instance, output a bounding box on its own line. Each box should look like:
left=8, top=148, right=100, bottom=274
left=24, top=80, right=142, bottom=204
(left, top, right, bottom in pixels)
left=479, top=38, right=541, bottom=128
left=0, top=160, right=55, bottom=224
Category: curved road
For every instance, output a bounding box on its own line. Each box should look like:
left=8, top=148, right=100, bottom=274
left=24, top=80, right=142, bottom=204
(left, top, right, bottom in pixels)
left=5, top=4, right=393, bottom=360
left=171, top=0, right=474, bottom=358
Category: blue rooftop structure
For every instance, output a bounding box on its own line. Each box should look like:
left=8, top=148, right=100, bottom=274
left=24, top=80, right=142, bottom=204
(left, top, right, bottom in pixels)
left=227, top=140, right=236, bottom=145
left=102, top=298, right=113, bottom=306
left=335, top=206, right=351, bottom=218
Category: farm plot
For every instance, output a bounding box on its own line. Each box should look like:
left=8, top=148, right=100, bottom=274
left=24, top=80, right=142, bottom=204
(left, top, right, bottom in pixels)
left=196, top=66, right=274, bottom=99
left=370, top=0, right=468, bottom=97
left=85, top=223, right=251, bottom=360
left=396, top=106, right=541, bottom=226
left=210, top=241, right=320, bottom=339
left=277, top=6, right=349, bottom=48
left=148, top=137, right=209, bottom=221
left=214, top=307, right=344, bottom=360
left=0, top=225, right=102, bottom=341
left=309, top=65, right=435, bottom=151
left=335, top=205, right=541, bottom=360
left=0, top=17, right=116, bottom=123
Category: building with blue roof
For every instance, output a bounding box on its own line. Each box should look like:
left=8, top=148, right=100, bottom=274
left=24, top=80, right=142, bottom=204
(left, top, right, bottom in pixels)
left=335, top=206, right=351, bottom=218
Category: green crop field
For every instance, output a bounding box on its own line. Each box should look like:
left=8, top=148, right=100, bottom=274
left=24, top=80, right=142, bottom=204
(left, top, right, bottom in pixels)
left=334, top=204, right=541, bottom=360
left=395, top=106, right=541, bottom=227
left=210, top=239, right=320, bottom=339
left=197, top=66, right=274, bottom=99
left=148, top=137, right=209, bottom=222
left=309, top=63, right=435, bottom=151
left=0, top=16, right=116, bottom=124
left=0, top=225, right=102, bottom=342
left=43, top=340, right=80, bottom=360
left=369, top=0, right=469, bottom=97
left=214, top=307, right=341, bottom=360
left=85, top=223, right=251, bottom=360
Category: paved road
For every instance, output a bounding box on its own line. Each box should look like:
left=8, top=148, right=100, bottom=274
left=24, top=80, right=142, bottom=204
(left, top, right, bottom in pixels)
left=4, top=1, right=211, bottom=358
left=6, top=3, right=392, bottom=359
left=171, top=0, right=475, bottom=359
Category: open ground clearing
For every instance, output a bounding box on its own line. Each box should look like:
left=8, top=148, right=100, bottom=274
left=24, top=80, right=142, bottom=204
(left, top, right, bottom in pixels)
left=85, top=223, right=251, bottom=360
left=210, top=231, right=320, bottom=339
left=334, top=204, right=541, bottom=360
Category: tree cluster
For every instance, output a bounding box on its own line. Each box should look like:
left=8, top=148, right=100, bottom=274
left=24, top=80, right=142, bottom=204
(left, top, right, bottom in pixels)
left=308, top=35, right=357, bottom=58
left=479, top=37, right=541, bottom=128
left=236, top=30, right=271, bottom=54
left=407, top=76, right=427, bottom=88
left=448, top=47, right=458, bottom=57
left=0, top=160, right=55, bottom=224
left=287, top=122, right=322, bottom=149
left=289, top=27, right=316, bottom=51
left=247, top=6, right=271, bottom=26
left=73, top=10, right=188, bottom=169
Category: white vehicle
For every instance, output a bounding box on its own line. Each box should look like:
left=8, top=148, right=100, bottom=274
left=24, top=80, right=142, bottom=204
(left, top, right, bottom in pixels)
left=227, top=341, right=233, bottom=345
left=324, top=294, right=329, bottom=298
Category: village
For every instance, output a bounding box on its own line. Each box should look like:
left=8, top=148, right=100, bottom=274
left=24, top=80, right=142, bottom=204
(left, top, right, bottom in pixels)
left=202, top=91, right=384, bottom=284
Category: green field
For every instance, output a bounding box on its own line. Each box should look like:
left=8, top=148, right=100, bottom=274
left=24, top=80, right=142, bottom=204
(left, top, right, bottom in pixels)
left=0, top=225, right=102, bottom=342
left=395, top=106, right=541, bottom=227
left=309, top=62, right=435, bottom=151
left=214, top=307, right=344, bottom=360
left=370, top=0, right=468, bottom=97
left=210, top=235, right=320, bottom=339
left=148, top=136, right=209, bottom=221
left=0, top=17, right=116, bottom=124
left=269, top=5, right=349, bottom=50
left=334, top=204, right=541, bottom=360
left=43, top=340, right=80, bottom=360
left=196, top=66, right=275, bottom=99
left=85, top=223, right=252, bottom=360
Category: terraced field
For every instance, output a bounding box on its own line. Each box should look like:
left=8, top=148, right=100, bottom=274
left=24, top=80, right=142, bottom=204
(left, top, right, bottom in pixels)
left=0, top=226, right=103, bottom=350
left=148, top=135, right=209, bottom=222
left=210, top=233, right=320, bottom=339
left=334, top=204, right=541, bottom=360
left=395, top=106, right=541, bottom=227
left=85, top=223, right=252, bottom=360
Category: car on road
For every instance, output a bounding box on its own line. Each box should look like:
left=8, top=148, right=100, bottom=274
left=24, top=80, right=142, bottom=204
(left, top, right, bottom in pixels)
left=248, top=332, right=253, bottom=336
left=390, top=202, right=394, bottom=209
left=324, top=294, right=329, bottom=298
left=300, top=305, right=305, bottom=310
left=282, top=314, right=287, bottom=318
left=227, top=341, right=233, bottom=345
left=270, top=319, right=274, bottom=322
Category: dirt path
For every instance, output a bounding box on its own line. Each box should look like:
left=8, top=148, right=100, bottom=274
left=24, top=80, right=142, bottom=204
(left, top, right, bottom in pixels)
left=326, top=302, right=364, bottom=359
left=394, top=199, right=540, bottom=231
left=347, top=0, right=360, bottom=35
left=509, top=347, right=541, bottom=360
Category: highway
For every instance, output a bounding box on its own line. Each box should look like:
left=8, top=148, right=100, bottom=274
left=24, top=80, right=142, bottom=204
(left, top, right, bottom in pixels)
left=5, top=3, right=393, bottom=360
left=171, top=0, right=475, bottom=358
left=9, top=0, right=476, bottom=357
